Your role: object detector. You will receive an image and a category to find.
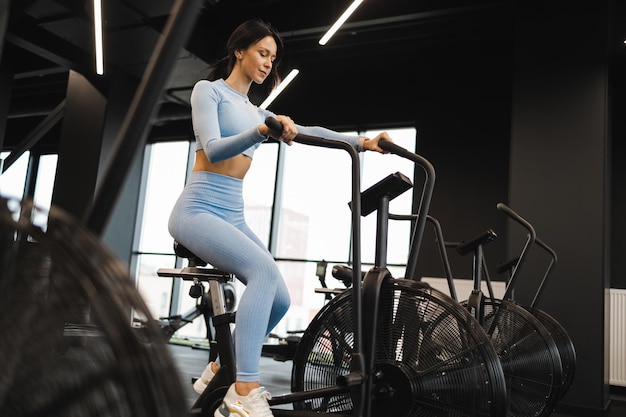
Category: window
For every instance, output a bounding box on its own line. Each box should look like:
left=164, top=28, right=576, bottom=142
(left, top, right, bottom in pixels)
left=242, top=142, right=279, bottom=246
left=134, top=141, right=192, bottom=326
left=133, top=141, right=280, bottom=340
left=1, top=152, right=58, bottom=230
left=272, top=128, right=417, bottom=337
left=0, top=151, right=30, bottom=200
left=32, top=154, right=58, bottom=229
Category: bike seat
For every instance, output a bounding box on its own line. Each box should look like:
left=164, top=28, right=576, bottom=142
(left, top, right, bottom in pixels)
left=173, top=240, right=207, bottom=267
left=456, top=229, right=498, bottom=256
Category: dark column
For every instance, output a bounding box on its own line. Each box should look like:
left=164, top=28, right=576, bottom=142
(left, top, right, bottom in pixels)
left=508, top=1, right=611, bottom=414
left=0, top=0, right=9, bottom=65
left=0, top=62, right=12, bottom=153
left=611, top=0, right=626, bottom=290
left=51, top=70, right=106, bottom=219
left=0, top=0, right=12, bottom=153
left=98, top=74, right=143, bottom=265
left=409, top=37, right=513, bottom=280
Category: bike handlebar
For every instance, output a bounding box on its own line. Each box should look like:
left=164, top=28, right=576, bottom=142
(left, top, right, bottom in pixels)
left=265, top=116, right=365, bottom=354
left=496, top=202, right=537, bottom=300
left=266, top=116, right=356, bottom=150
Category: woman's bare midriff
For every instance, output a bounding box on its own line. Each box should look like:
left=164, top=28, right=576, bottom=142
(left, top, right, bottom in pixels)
left=192, top=150, right=252, bottom=179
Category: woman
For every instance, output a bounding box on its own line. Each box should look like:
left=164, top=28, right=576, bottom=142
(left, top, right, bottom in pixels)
left=168, top=18, right=393, bottom=417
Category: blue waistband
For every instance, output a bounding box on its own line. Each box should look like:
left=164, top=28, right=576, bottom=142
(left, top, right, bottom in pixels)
left=184, top=171, right=244, bottom=209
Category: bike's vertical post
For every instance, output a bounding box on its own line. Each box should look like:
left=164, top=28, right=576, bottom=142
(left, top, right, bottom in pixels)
left=378, top=141, right=436, bottom=280
left=426, top=215, right=458, bottom=301
left=468, top=244, right=485, bottom=323
left=529, top=237, right=557, bottom=309
left=375, top=195, right=390, bottom=268
left=265, top=117, right=368, bottom=416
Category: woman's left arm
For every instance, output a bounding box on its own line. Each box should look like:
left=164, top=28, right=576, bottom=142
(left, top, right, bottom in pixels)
left=260, top=109, right=391, bottom=153
left=297, top=125, right=391, bottom=154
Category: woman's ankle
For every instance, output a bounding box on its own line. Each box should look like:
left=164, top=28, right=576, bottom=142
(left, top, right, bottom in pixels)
left=234, top=381, right=260, bottom=396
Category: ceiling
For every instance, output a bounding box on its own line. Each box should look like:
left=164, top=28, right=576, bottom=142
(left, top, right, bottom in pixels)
left=1, top=0, right=516, bottom=153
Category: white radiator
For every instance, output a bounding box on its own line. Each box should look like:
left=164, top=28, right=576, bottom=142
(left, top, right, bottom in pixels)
left=610, top=288, right=626, bottom=387
left=421, top=277, right=506, bottom=301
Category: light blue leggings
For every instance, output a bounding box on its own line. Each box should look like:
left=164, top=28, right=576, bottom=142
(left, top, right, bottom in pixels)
left=168, top=171, right=291, bottom=382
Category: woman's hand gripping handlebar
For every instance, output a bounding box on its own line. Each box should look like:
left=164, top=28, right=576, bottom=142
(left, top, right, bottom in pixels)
left=264, top=116, right=358, bottom=150
left=264, top=116, right=392, bottom=153
left=263, top=115, right=297, bottom=145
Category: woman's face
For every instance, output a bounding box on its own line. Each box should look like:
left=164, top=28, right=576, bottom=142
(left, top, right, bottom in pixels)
left=239, top=35, right=277, bottom=84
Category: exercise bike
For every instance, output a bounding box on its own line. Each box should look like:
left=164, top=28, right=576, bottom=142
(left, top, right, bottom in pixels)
left=493, top=204, right=576, bottom=402
left=452, top=204, right=564, bottom=417
left=161, top=117, right=508, bottom=417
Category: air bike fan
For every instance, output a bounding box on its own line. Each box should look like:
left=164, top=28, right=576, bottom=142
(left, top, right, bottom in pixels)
left=291, top=165, right=508, bottom=415
left=0, top=197, right=188, bottom=417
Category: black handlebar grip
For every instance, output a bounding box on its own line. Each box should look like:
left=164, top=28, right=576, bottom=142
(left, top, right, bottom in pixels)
left=496, top=202, right=537, bottom=241
left=379, top=139, right=409, bottom=157
left=265, top=117, right=283, bottom=137
left=332, top=264, right=353, bottom=281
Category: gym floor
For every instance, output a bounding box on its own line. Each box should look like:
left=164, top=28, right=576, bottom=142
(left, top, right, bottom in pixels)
left=169, top=342, right=626, bottom=417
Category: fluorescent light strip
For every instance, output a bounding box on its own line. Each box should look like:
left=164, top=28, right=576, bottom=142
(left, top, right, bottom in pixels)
left=94, top=0, right=104, bottom=75
left=319, top=0, right=364, bottom=46
left=260, top=69, right=300, bottom=109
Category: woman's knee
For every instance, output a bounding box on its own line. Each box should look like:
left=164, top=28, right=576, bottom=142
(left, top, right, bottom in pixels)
left=275, top=280, right=291, bottom=314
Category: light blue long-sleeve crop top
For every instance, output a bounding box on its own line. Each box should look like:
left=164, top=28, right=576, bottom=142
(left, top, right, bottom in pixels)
left=191, top=79, right=363, bottom=162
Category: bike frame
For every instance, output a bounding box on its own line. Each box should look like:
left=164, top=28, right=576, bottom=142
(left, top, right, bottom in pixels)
left=262, top=117, right=436, bottom=417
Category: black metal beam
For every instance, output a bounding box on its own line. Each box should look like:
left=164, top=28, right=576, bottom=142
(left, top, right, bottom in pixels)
left=5, top=14, right=104, bottom=90
left=2, top=99, right=65, bottom=172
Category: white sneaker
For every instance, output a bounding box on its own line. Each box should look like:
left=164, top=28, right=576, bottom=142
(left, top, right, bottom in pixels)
left=214, top=383, right=273, bottom=417
left=193, top=362, right=217, bottom=394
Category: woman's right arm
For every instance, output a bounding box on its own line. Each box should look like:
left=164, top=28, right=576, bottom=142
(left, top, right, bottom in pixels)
left=191, top=81, right=268, bottom=162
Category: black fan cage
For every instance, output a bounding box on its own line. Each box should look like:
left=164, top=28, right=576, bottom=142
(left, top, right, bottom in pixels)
left=529, top=308, right=576, bottom=399
left=292, top=278, right=508, bottom=417
left=0, top=197, right=188, bottom=417
left=479, top=299, right=564, bottom=417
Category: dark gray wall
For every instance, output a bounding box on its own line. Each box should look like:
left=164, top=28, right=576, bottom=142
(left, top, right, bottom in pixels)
left=410, top=39, right=513, bottom=282
left=508, top=1, right=611, bottom=414
left=611, top=1, right=626, bottom=290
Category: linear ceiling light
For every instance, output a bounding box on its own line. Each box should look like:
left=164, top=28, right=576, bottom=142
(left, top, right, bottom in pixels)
left=319, top=0, right=364, bottom=46
left=93, top=0, right=104, bottom=75
left=260, top=69, right=300, bottom=109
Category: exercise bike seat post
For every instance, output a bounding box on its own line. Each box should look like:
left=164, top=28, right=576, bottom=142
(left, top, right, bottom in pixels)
left=455, top=229, right=498, bottom=324
left=157, top=241, right=238, bottom=402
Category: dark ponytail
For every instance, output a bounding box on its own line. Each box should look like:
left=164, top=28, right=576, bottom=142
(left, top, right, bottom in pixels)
left=207, top=19, right=284, bottom=93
